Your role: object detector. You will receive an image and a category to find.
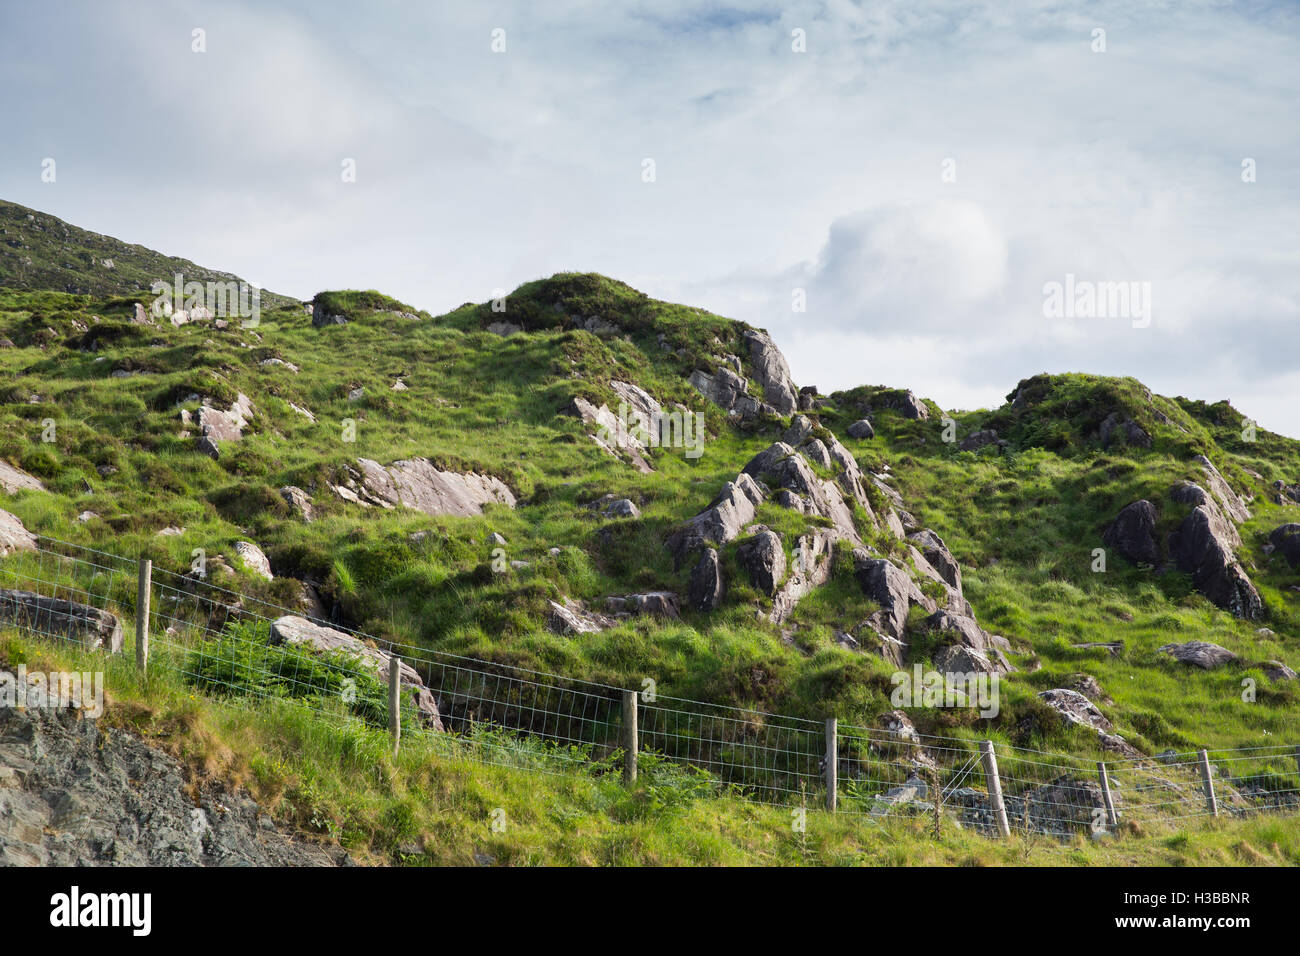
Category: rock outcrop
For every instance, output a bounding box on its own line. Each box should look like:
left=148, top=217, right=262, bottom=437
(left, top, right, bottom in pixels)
left=1098, top=413, right=1151, bottom=449
left=853, top=553, right=935, bottom=641
left=687, top=548, right=725, bottom=612
left=234, top=541, right=273, bottom=580
left=330, top=458, right=515, bottom=517
left=0, top=699, right=344, bottom=866
left=924, top=610, right=1014, bottom=675
left=667, top=472, right=765, bottom=566
left=770, top=531, right=835, bottom=624
left=907, top=529, right=961, bottom=592
left=1037, top=688, right=1112, bottom=731
left=269, top=616, right=443, bottom=729
left=0, top=461, right=45, bottom=495
left=737, top=528, right=786, bottom=596
left=1103, top=499, right=1161, bottom=566
left=0, top=589, right=123, bottom=652
left=846, top=419, right=874, bottom=440
left=194, top=393, right=255, bottom=460
left=1167, top=496, right=1261, bottom=619
left=0, top=509, right=37, bottom=556
left=741, top=329, right=798, bottom=416
left=1268, top=524, right=1300, bottom=569
left=1158, top=640, right=1238, bottom=670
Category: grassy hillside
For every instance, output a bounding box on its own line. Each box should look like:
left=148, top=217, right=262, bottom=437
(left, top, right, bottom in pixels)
left=1, top=223, right=1298, bottom=822
left=6, top=629, right=1297, bottom=867
left=0, top=199, right=296, bottom=310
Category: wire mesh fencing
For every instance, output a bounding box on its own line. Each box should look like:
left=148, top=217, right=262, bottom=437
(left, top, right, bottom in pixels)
left=3, top=535, right=1300, bottom=839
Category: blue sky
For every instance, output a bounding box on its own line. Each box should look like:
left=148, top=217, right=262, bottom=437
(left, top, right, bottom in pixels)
left=2, top=0, right=1298, bottom=435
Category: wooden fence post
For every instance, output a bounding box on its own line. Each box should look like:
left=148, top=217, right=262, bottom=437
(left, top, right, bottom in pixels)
left=825, top=717, right=838, bottom=813
left=388, top=655, right=401, bottom=756
left=622, top=690, right=638, bottom=785
left=981, top=739, right=1011, bottom=838
left=135, top=558, right=151, bottom=672
left=1197, top=749, right=1218, bottom=817
left=1097, top=761, right=1119, bottom=829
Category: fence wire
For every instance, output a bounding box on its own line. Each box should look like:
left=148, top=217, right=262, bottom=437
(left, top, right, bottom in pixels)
left=2, top=535, right=1299, bottom=836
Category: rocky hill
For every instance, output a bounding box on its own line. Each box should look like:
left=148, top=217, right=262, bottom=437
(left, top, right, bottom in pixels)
left=1, top=202, right=1298, bottom=798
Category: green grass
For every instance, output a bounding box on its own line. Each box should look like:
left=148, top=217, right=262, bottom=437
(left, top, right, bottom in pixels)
left=1, top=271, right=1299, bottom=792
left=6, top=628, right=1299, bottom=866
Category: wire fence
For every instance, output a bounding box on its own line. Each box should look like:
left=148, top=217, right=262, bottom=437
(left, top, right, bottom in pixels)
left=2, top=534, right=1299, bottom=840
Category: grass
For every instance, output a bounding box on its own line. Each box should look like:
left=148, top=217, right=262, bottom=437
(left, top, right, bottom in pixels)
left=5, top=628, right=1299, bottom=866
left=1, top=267, right=1299, bottom=832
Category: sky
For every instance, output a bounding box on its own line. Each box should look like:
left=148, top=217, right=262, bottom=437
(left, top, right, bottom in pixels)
left=2, top=0, right=1298, bottom=435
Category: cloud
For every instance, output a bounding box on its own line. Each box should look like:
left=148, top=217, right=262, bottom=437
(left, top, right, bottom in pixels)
left=0, top=0, right=1297, bottom=434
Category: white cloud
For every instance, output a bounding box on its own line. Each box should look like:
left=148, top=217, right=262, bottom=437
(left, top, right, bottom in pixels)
left=1, top=0, right=1297, bottom=435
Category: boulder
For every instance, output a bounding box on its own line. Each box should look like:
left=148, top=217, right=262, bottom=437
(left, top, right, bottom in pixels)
left=1023, top=775, right=1111, bottom=834
left=234, top=541, right=273, bottom=580
left=743, top=443, right=860, bottom=543
left=0, top=461, right=45, bottom=495
left=770, top=531, right=835, bottom=624
left=545, top=599, right=617, bottom=635
left=618, top=591, right=681, bottom=618
left=853, top=553, right=935, bottom=640
left=0, top=509, right=37, bottom=557
left=0, top=589, right=123, bottom=652
left=924, top=610, right=1014, bottom=674
left=666, top=472, right=765, bottom=566
left=958, top=429, right=1006, bottom=452
left=687, top=548, right=725, bottom=612
left=1159, top=640, right=1238, bottom=670
left=589, top=495, right=640, bottom=519
left=331, top=458, right=516, bottom=517
left=1268, top=524, right=1300, bottom=569
left=882, top=390, right=929, bottom=420
left=737, top=529, right=786, bottom=596
left=1037, top=688, right=1112, bottom=731
left=1193, top=455, right=1250, bottom=523
left=846, top=418, right=875, bottom=440
left=741, top=328, right=798, bottom=416
left=1102, top=499, right=1161, bottom=566
left=269, top=616, right=443, bottom=730
left=1263, top=660, right=1297, bottom=682
left=1068, top=673, right=1108, bottom=701
left=311, top=300, right=348, bottom=327
left=907, top=529, right=961, bottom=592
left=1167, top=504, right=1261, bottom=619
left=1098, top=413, right=1151, bottom=449
left=279, top=486, right=314, bottom=522
left=688, top=367, right=772, bottom=420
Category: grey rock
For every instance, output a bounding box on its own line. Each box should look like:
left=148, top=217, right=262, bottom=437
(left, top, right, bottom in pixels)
left=1263, top=660, right=1297, bottom=682
left=279, top=485, right=313, bottom=521
left=742, top=328, right=798, bottom=416
left=958, top=429, right=1006, bottom=452
left=1103, top=499, right=1161, bottom=566
left=846, top=418, right=875, bottom=440
left=0, top=699, right=344, bottom=866
left=737, top=529, right=786, bottom=596
left=234, top=541, right=273, bottom=581
left=1268, top=523, right=1300, bottom=568
left=1167, top=503, right=1261, bottom=619
left=1099, top=412, right=1152, bottom=449
left=1158, top=640, right=1238, bottom=670
left=545, top=599, right=617, bottom=636
left=687, top=547, right=725, bottom=612
left=853, top=553, right=935, bottom=640
left=0, top=460, right=45, bottom=495
left=907, top=529, right=961, bottom=592
left=666, top=472, right=765, bottom=566
left=269, top=616, right=443, bottom=729
left=0, top=589, right=123, bottom=652
left=331, top=458, right=516, bottom=517
left=1037, top=688, right=1112, bottom=731
left=770, top=531, right=835, bottom=624
left=0, top=509, right=37, bottom=556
